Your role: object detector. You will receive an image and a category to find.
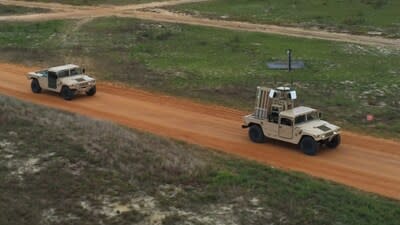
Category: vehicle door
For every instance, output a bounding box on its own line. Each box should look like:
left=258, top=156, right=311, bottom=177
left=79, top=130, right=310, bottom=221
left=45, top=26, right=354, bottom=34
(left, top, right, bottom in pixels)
left=37, top=70, right=48, bottom=88
left=48, top=71, right=57, bottom=89
left=279, top=117, right=293, bottom=139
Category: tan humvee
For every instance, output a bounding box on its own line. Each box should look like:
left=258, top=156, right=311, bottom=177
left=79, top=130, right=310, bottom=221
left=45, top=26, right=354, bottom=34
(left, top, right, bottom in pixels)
left=27, top=64, right=96, bottom=100
left=242, top=86, right=341, bottom=155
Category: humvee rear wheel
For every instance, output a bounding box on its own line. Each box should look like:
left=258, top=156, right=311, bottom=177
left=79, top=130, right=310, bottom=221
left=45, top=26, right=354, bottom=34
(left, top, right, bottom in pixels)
left=300, top=136, right=319, bottom=156
left=249, top=125, right=266, bottom=143
left=31, top=79, right=41, bottom=93
left=61, top=86, right=74, bottom=101
left=326, top=134, right=341, bottom=149
left=86, top=85, right=96, bottom=96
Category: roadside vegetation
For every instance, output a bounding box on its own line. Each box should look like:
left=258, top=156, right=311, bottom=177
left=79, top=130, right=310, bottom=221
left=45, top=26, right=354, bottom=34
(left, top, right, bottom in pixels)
left=18, top=0, right=164, bottom=5
left=168, top=0, right=400, bottom=38
left=0, top=18, right=399, bottom=139
left=0, top=4, right=49, bottom=15
left=1, top=95, right=400, bottom=225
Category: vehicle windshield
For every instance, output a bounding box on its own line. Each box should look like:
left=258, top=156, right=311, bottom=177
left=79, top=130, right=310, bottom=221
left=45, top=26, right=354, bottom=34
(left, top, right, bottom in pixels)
left=307, top=111, right=319, bottom=121
left=70, top=68, right=82, bottom=76
left=295, top=111, right=319, bottom=124
left=57, top=70, right=69, bottom=78
left=57, top=67, right=82, bottom=78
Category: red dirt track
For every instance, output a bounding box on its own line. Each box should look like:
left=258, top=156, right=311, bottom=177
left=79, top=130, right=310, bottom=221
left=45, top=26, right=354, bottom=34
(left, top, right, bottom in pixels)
left=1, top=63, right=400, bottom=200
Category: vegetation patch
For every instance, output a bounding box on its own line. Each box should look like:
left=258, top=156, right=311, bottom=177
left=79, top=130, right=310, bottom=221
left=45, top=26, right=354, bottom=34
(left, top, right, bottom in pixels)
left=0, top=18, right=399, bottom=139
left=167, top=0, right=400, bottom=38
left=1, top=95, right=400, bottom=225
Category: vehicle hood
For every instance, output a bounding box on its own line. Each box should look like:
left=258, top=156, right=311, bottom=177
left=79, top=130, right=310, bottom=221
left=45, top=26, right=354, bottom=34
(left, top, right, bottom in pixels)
left=295, top=120, right=340, bottom=136
left=59, top=75, right=95, bottom=85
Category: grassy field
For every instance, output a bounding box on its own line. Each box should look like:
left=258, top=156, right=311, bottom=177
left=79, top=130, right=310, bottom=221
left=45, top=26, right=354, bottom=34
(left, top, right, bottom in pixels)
left=0, top=18, right=399, bottom=139
left=16, top=0, right=164, bottom=5
left=1, top=94, right=400, bottom=225
left=0, top=4, right=49, bottom=15
left=168, top=0, right=400, bottom=38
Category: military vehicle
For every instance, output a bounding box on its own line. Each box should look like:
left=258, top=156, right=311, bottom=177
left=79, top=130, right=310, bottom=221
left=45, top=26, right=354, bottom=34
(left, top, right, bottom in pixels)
left=242, top=86, right=341, bottom=155
left=27, top=64, right=96, bottom=100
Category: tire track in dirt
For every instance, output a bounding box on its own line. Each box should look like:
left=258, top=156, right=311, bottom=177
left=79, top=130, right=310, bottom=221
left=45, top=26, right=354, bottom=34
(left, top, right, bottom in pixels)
left=0, top=0, right=95, bottom=10
left=122, top=9, right=400, bottom=48
left=1, top=63, right=400, bottom=200
left=0, top=0, right=399, bottom=47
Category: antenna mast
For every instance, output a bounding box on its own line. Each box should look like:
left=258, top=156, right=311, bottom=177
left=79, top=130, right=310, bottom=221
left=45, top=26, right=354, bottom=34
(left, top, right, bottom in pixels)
left=286, top=49, right=293, bottom=88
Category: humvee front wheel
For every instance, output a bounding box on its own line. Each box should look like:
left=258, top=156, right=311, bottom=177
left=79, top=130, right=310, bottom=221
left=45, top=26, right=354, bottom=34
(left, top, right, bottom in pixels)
left=86, top=86, right=96, bottom=96
left=61, top=86, right=75, bottom=101
left=326, top=134, right=341, bottom=148
left=249, top=125, right=266, bottom=143
left=300, top=136, right=319, bottom=156
left=31, top=79, right=41, bottom=93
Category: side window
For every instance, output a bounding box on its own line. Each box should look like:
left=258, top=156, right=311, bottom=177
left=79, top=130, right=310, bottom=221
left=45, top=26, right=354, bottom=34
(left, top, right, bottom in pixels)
left=269, top=111, right=279, bottom=124
left=280, top=118, right=293, bottom=127
left=48, top=71, right=57, bottom=78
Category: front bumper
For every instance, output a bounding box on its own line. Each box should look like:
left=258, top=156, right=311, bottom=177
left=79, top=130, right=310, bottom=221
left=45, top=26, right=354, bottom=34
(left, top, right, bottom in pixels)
left=317, top=131, right=340, bottom=142
left=72, top=84, right=96, bottom=93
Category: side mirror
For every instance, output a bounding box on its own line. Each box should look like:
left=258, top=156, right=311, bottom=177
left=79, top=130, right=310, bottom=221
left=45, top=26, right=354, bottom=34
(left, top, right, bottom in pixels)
left=318, top=112, right=323, bottom=119
left=82, top=68, right=86, bottom=74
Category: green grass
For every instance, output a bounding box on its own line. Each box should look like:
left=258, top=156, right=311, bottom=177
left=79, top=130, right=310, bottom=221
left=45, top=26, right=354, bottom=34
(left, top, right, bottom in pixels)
left=0, top=4, right=49, bottom=15
left=168, top=0, right=400, bottom=38
left=1, top=94, right=400, bottom=225
left=0, top=18, right=399, bottom=139
left=18, top=0, right=164, bottom=5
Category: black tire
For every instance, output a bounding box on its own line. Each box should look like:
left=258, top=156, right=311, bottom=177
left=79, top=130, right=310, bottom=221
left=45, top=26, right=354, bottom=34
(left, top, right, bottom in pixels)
left=61, top=86, right=75, bottom=101
left=86, top=85, right=96, bottom=96
left=31, top=79, right=42, bottom=93
left=300, top=136, right=319, bottom=156
left=249, top=125, right=266, bottom=143
left=326, top=134, right=341, bottom=149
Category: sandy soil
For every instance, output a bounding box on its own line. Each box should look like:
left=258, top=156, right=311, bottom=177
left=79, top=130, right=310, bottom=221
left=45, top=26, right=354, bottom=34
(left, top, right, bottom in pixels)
left=0, top=0, right=399, bottom=47
left=1, top=63, right=399, bottom=200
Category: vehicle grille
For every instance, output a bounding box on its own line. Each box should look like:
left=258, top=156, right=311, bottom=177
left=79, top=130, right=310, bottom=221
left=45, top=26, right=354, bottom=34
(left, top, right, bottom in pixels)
left=325, top=131, right=334, bottom=137
left=75, top=78, right=85, bottom=82
left=80, top=82, right=89, bottom=87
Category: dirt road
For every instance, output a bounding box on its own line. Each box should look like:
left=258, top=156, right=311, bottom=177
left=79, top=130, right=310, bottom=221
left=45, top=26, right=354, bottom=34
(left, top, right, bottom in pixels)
left=1, top=63, right=400, bottom=200
left=0, top=0, right=399, bottom=47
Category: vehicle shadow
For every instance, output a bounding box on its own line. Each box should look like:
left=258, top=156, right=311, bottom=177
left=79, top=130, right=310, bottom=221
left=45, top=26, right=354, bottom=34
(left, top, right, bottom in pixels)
left=265, top=137, right=337, bottom=156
